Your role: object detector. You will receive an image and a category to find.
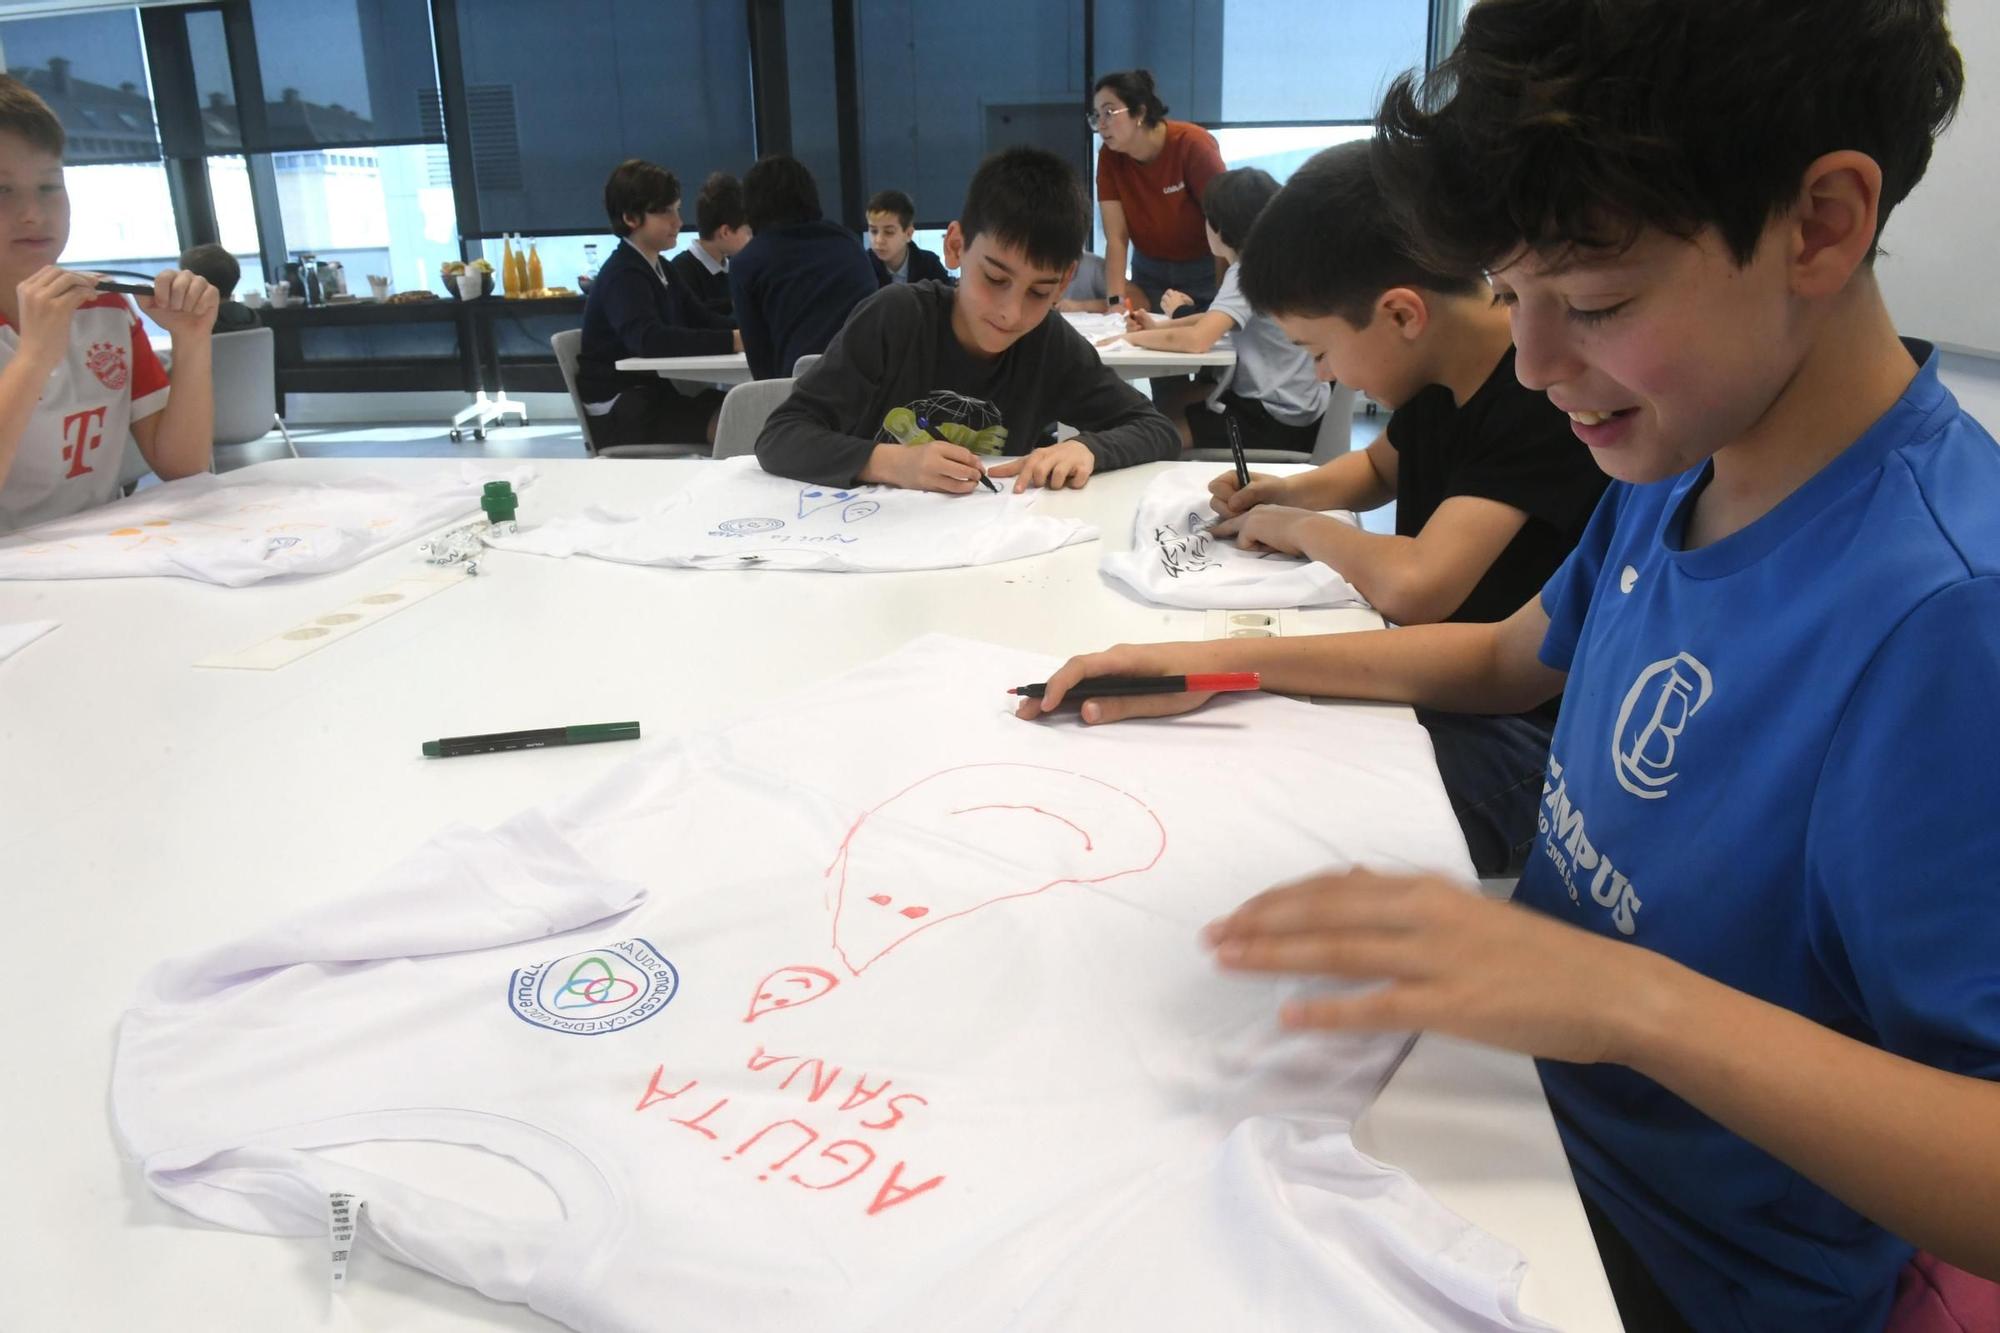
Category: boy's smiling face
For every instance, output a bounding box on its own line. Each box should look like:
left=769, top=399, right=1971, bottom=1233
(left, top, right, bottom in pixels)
left=0, top=129, right=68, bottom=286
left=1493, top=222, right=1805, bottom=484
left=941, top=225, right=1074, bottom=358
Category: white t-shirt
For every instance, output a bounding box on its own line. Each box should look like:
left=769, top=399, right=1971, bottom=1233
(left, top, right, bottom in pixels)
left=487, top=454, right=1096, bottom=572
left=1102, top=467, right=1366, bottom=610
left=114, top=634, right=1546, bottom=1333
left=0, top=465, right=533, bottom=585
left=0, top=292, right=171, bottom=535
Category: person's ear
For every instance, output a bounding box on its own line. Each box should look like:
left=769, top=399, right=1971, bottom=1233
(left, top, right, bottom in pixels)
left=943, top=221, right=965, bottom=268
left=1379, top=287, right=1429, bottom=340
left=1789, top=149, right=1882, bottom=299
left=622, top=212, right=644, bottom=236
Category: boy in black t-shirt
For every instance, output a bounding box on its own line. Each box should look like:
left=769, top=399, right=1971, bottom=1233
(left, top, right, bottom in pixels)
left=756, top=148, right=1178, bottom=493
left=1208, top=142, right=1607, bottom=874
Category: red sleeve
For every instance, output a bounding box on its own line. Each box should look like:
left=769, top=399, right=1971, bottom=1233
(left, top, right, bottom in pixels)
left=1095, top=144, right=1122, bottom=203
left=1182, top=125, right=1227, bottom=210
left=127, top=302, right=170, bottom=410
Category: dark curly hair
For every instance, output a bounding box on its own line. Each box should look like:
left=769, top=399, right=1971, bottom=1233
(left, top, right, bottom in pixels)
left=1372, top=0, right=1965, bottom=271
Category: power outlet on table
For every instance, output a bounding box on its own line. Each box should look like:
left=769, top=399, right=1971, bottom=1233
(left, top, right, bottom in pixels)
left=1203, top=608, right=1291, bottom=640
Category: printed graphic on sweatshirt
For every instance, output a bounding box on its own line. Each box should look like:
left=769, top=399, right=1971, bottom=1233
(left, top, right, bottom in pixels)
left=509, top=938, right=680, bottom=1035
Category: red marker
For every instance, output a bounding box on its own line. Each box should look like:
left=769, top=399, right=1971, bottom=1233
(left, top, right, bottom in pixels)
left=1007, top=672, right=1261, bottom=700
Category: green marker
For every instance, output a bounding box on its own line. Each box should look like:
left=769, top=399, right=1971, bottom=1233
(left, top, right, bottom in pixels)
left=421, top=721, right=640, bottom=759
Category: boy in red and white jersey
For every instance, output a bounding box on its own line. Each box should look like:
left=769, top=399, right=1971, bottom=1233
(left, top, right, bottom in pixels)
left=0, top=74, right=216, bottom=535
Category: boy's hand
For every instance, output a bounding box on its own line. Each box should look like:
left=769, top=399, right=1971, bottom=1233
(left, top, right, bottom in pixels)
left=143, top=269, right=219, bottom=339
left=989, top=439, right=1094, bottom=493
left=1207, top=469, right=1291, bottom=516
left=1159, top=289, right=1192, bottom=316
left=15, top=267, right=100, bottom=371
left=1014, top=640, right=1222, bottom=723
left=1203, top=870, right=1645, bottom=1066
left=1122, top=308, right=1165, bottom=332
left=891, top=440, right=985, bottom=494
left=1208, top=504, right=1322, bottom=557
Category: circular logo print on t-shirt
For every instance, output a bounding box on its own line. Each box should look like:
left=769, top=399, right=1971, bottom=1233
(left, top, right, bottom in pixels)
left=86, top=341, right=129, bottom=391
left=508, top=938, right=679, bottom=1035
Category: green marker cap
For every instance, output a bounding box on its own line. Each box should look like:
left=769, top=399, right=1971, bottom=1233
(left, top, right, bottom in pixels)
left=565, top=721, right=641, bottom=744
left=481, top=480, right=518, bottom=524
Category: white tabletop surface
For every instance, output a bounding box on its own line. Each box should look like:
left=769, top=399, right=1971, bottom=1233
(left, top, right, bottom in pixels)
left=616, top=312, right=1235, bottom=385
left=0, top=458, right=1619, bottom=1332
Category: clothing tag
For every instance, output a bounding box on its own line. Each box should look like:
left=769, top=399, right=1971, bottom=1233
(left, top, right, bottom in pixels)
left=328, top=1191, right=366, bottom=1293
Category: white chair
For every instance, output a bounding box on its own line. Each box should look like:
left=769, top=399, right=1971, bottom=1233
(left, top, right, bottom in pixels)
left=210, top=326, right=297, bottom=464
left=712, top=376, right=798, bottom=460
left=790, top=353, right=822, bottom=376
left=1187, top=382, right=1358, bottom=466
left=550, top=328, right=710, bottom=459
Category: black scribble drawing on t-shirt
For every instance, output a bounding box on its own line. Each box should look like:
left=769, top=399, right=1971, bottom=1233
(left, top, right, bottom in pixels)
left=1155, top=511, right=1219, bottom=579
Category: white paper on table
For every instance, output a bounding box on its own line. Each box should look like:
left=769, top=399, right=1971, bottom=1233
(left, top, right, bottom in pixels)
left=0, top=619, right=57, bottom=663
left=1101, top=467, right=1368, bottom=610
left=486, top=455, right=1096, bottom=572
left=0, top=465, right=534, bottom=587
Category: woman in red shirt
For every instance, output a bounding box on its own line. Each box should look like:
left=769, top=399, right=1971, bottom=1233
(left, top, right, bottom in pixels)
left=1090, top=69, right=1227, bottom=314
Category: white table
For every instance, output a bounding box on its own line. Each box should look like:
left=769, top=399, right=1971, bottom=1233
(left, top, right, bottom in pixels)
left=615, top=312, right=1235, bottom=386
left=0, top=459, right=1619, bottom=1332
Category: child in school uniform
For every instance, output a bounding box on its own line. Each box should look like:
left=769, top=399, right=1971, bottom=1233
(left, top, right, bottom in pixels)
left=756, top=146, right=1179, bottom=494
left=865, top=189, right=954, bottom=286
left=1024, top=4, right=1999, bottom=1331
left=1114, top=167, right=1333, bottom=454
left=728, top=155, right=883, bottom=379
left=577, top=159, right=740, bottom=448
left=668, top=171, right=752, bottom=322
left=0, top=76, right=217, bottom=536
left=1202, top=145, right=1606, bottom=874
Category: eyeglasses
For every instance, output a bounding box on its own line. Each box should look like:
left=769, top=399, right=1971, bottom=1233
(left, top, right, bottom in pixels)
left=1085, top=105, right=1129, bottom=130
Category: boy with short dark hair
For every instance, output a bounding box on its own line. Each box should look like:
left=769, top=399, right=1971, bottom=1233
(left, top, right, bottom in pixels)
left=577, top=159, right=739, bottom=448
left=1025, top=4, right=1998, bottom=1330
left=865, top=188, right=953, bottom=286
left=0, top=74, right=217, bottom=535
left=757, top=146, right=1178, bottom=493
left=729, top=155, right=883, bottom=378
left=1193, top=144, right=1606, bottom=873
left=178, top=244, right=258, bottom=333
left=668, top=171, right=751, bottom=321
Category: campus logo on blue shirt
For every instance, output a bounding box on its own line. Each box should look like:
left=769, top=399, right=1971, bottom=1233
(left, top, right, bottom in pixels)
left=1612, top=652, right=1714, bottom=800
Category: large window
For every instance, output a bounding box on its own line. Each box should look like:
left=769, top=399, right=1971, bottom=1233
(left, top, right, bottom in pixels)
left=274, top=142, right=459, bottom=296
left=452, top=0, right=757, bottom=236
left=855, top=0, right=1087, bottom=228
left=1094, top=0, right=1427, bottom=125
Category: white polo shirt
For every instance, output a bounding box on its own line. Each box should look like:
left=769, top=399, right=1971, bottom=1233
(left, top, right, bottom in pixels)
left=0, top=292, right=170, bottom=535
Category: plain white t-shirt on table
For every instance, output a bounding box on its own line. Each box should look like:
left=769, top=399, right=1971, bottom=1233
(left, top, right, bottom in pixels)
left=114, top=633, right=1546, bottom=1333
left=1101, top=467, right=1366, bottom=610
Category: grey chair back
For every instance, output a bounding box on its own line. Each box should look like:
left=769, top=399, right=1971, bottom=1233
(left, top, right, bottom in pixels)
left=211, top=327, right=278, bottom=447
left=713, top=376, right=798, bottom=459
left=553, top=327, right=713, bottom=458
left=790, top=353, right=822, bottom=377
left=1187, top=382, right=1358, bottom=466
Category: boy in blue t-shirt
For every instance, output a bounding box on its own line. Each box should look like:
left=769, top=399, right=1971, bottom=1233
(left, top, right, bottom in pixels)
left=1019, top=3, right=1997, bottom=1330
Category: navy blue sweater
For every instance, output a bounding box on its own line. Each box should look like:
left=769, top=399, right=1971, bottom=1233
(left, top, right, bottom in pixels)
left=728, top=220, right=883, bottom=379
left=577, top=239, right=734, bottom=403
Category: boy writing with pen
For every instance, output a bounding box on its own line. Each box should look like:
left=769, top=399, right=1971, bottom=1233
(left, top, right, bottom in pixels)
left=0, top=75, right=217, bottom=535
left=1021, top=2, right=2000, bottom=1329
left=755, top=147, right=1179, bottom=495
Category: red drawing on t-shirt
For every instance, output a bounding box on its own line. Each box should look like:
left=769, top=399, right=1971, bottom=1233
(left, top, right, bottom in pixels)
left=745, top=965, right=840, bottom=1022
left=85, top=340, right=128, bottom=391
left=59, top=405, right=108, bottom=478
left=824, top=763, right=1167, bottom=975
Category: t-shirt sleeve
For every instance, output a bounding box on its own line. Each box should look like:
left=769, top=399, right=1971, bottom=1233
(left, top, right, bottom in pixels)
left=1182, top=126, right=1227, bottom=212
left=1805, top=577, right=2000, bottom=1080
left=1449, top=379, right=1609, bottom=536
left=1536, top=483, right=1624, bottom=671
left=1205, top=263, right=1249, bottom=330
left=1095, top=145, right=1120, bottom=204
left=128, top=304, right=170, bottom=420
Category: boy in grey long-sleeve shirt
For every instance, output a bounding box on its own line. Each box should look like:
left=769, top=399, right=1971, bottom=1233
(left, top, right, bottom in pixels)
left=757, top=147, right=1179, bottom=494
